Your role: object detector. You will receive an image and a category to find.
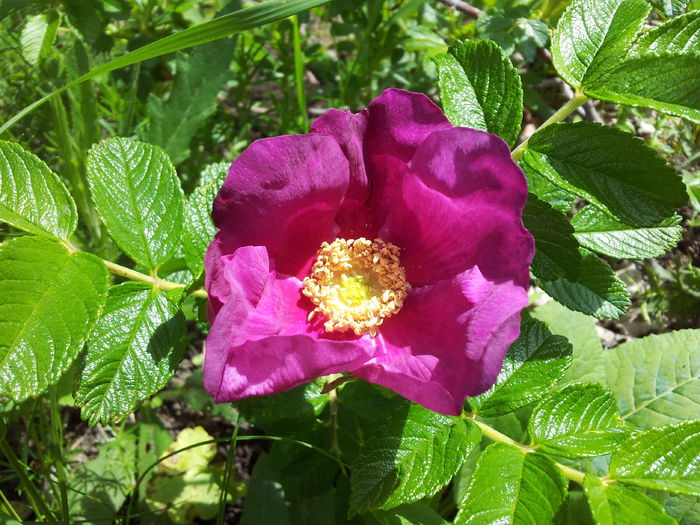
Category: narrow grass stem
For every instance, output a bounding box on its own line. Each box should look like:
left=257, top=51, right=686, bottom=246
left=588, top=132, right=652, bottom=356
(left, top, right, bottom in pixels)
left=216, top=421, right=241, bottom=525
left=511, top=92, right=588, bottom=162
left=291, top=15, right=308, bottom=131
left=0, top=488, right=22, bottom=521
left=49, top=389, right=70, bottom=523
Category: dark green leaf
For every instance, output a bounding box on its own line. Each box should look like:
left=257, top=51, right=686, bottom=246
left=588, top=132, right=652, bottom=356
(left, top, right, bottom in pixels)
left=0, top=236, right=108, bottom=401
left=148, top=38, right=236, bottom=164
left=553, top=491, right=596, bottom=525
left=349, top=403, right=480, bottom=514
left=469, top=318, right=573, bottom=417
left=76, top=282, right=186, bottom=426
left=523, top=193, right=580, bottom=281
left=583, top=474, right=676, bottom=525
left=372, top=502, right=448, bottom=525
left=455, top=443, right=568, bottom=525
left=552, top=0, right=651, bottom=88
left=539, top=248, right=631, bottom=319
left=651, top=492, right=700, bottom=525
left=240, top=452, right=292, bottom=525
left=0, top=141, right=77, bottom=241
left=572, top=207, right=682, bottom=259
left=435, top=39, right=522, bottom=147
left=604, top=330, right=700, bottom=428
left=529, top=383, right=630, bottom=458
left=524, top=122, right=687, bottom=228
left=610, top=421, right=700, bottom=495
left=86, top=137, right=184, bottom=270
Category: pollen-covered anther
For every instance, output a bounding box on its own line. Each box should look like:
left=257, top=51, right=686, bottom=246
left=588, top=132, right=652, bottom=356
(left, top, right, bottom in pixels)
left=302, top=238, right=411, bottom=337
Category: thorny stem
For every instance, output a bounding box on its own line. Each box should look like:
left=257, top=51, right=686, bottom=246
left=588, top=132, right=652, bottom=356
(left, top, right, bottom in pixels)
left=511, top=92, right=589, bottom=162
left=465, top=414, right=586, bottom=484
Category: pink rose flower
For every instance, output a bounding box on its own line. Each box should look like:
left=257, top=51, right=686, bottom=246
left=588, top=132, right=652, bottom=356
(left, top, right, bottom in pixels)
left=204, top=89, right=534, bottom=415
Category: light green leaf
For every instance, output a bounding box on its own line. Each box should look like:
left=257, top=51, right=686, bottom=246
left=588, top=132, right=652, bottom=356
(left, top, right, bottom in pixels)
left=610, top=421, right=700, bottom=495
left=583, top=474, right=676, bottom=525
left=469, top=318, right=573, bottom=417
left=148, top=38, right=235, bottom=164
left=76, top=282, right=185, bottom=426
left=604, top=330, right=700, bottom=428
left=521, top=161, right=576, bottom=214
left=522, top=193, right=580, bottom=281
left=0, top=236, right=108, bottom=402
left=524, top=122, right=687, bottom=228
left=539, top=248, right=631, bottom=319
left=86, top=137, right=184, bottom=270
left=633, top=11, right=700, bottom=55
left=349, top=403, right=480, bottom=514
left=182, top=163, right=227, bottom=277
left=648, top=0, right=690, bottom=16
left=434, top=39, right=522, bottom=147
left=529, top=383, right=630, bottom=458
left=20, top=10, right=59, bottom=65
left=530, top=300, right=605, bottom=385
left=552, top=0, right=651, bottom=88
left=572, top=207, right=682, bottom=260
left=455, top=443, right=568, bottom=525
left=0, top=141, right=77, bottom=241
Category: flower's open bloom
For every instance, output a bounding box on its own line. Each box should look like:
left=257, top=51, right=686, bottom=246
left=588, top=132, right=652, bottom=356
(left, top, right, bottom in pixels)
left=204, top=88, right=534, bottom=415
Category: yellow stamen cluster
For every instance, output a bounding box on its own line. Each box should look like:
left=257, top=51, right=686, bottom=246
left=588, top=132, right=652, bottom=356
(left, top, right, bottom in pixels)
left=302, top=238, right=411, bottom=337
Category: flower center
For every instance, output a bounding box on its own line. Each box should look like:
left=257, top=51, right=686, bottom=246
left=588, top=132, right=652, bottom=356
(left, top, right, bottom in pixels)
left=302, top=238, right=411, bottom=337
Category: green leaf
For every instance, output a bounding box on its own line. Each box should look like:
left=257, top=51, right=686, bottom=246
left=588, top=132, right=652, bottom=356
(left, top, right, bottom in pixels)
left=240, top=452, right=292, bottom=525
left=651, top=492, right=700, bottom=525
left=524, top=122, right=687, bottom=228
left=529, top=383, right=630, bottom=458
left=434, top=39, right=522, bottom=147
left=0, top=236, right=108, bottom=402
left=530, top=300, right=606, bottom=385
left=455, top=443, right=568, bottom=525
left=583, top=474, right=676, bottom=525
left=69, top=430, right=137, bottom=525
left=610, top=421, right=700, bottom=495
left=148, top=38, right=235, bottom=164
left=572, top=207, right=682, bottom=260
left=538, top=248, right=631, bottom=319
left=0, top=141, right=77, bottom=241
left=86, top=137, right=184, bottom=270
left=522, top=193, right=580, bottom=281
left=349, top=403, right=481, bottom=514
left=554, top=491, right=596, bottom=525
left=75, top=282, right=186, bottom=426
left=182, top=164, right=227, bottom=277
left=1, top=0, right=332, bottom=136
left=20, top=10, right=59, bottom=65
left=552, top=0, right=651, bottom=88
left=604, top=329, right=700, bottom=428
left=633, top=11, right=700, bottom=55
left=372, top=502, right=448, bottom=525
left=521, top=161, right=576, bottom=214
left=648, top=0, right=690, bottom=16
left=469, top=318, right=573, bottom=417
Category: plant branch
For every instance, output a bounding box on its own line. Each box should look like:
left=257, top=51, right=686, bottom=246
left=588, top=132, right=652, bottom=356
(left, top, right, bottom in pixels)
left=511, top=92, right=588, bottom=162
left=435, top=0, right=483, bottom=16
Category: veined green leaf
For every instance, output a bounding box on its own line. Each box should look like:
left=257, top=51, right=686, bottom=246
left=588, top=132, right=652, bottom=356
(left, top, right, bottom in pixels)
left=20, top=10, right=59, bottom=65
left=76, top=282, right=186, bottom=426
left=455, top=443, right=568, bottom=525
left=0, top=141, right=77, bottom=241
left=0, top=0, right=332, bottom=136
left=529, top=383, right=630, bottom=458
left=372, top=502, right=449, bottom=525
left=572, top=207, right=682, bottom=260
left=633, top=11, right=700, bottom=55
left=551, top=0, right=651, bottom=88
left=524, top=122, right=687, bottom=228
left=148, top=39, right=236, bottom=164
left=523, top=193, right=580, bottom=281
left=583, top=475, right=676, bottom=525
left=434, top=39, right=522, bottom=147
left=469, top=318, right=573, bottom=417
left=538, top=248, right=631, bottom=319
left=610, top=421, right=700, bottom=495
left=604, top=329, right=700, bottom=428
left=647, top=0, right=690, bottom=17
left=0, top=236, right=108, bottom=402
left=86, top=138, right=184, bottom=270
left=349, top=403, right=480, bottom=514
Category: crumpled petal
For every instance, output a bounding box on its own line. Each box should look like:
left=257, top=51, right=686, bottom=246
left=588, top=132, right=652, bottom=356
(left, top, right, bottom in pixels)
left=204, top=246, right=374, bottom=402
left=352, top=265, right=528, bottom=415
left=377, top=127, right=533, bottom=287
left=210, top=134, right=350, bottom=280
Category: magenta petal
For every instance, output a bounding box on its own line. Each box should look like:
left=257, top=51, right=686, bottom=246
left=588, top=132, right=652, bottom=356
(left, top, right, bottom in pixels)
left=352, top=266, right=528, bottom=415
left=378, top=127, right=533, bottom=287
left=211, top=134, right=350, bottom=278
left=204, top=246, right=374, bottom=402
